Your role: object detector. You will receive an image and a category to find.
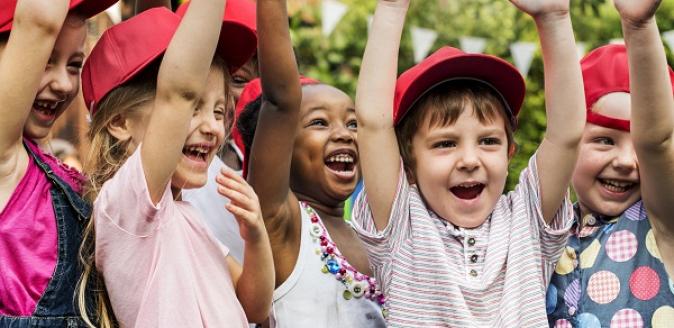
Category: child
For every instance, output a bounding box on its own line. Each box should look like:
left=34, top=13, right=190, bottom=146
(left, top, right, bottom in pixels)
left=237, top=0, right=386, bottom=325
left=547, top=1, right=674, bottom=326
left=353, top=0, right=585, bottom=326
left=179, top=0, right=259, bottom=262
left=79, top=3, right=273, bottom=327
left=0, top=0, right=114, bottom=326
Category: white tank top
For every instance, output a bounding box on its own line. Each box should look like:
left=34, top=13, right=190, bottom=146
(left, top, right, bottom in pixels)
left=269, top=202, right=386, bottom=328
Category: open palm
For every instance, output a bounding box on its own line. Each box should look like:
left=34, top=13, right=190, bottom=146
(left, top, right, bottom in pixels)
left=508, top=0, right=569, bottom=17
left=614, top=0, right=661, bottom=25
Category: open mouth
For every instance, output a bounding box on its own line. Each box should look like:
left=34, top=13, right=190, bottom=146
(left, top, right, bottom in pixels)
left=324, top=149, right=357, bottom=178
left=450, top=182, right=485, bottom=200
left=598, top=178, right=636, bottom=194
left=182, top=144, right=212, bottom=163
left=32, top=100, right=60, bottom=121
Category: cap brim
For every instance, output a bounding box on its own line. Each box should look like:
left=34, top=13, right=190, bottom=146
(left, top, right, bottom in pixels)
left=396, top=53, right=526, bottom=125
left=217, top=22, right=257, bottom=73
left=1, top=0, right=116, bottom=34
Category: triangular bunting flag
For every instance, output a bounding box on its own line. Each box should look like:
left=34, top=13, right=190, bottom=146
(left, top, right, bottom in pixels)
left=609, top=38, right=624, bottom=45
left=510, top=42, right=537, bottom=78
left=459, top=36, right=487, bottom=54
left=411, top=27, right=438, bottom=63
left=105, top=1, right=122, bottom=24
left=662, top=30, right=674, bottom=53
left=576, top=42, right=587, bottom=59
left=322, top=0, right=348, bottom=37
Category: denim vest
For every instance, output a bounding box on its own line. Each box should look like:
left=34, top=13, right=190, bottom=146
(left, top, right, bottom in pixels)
left=0, top=144, right=92, bottom=328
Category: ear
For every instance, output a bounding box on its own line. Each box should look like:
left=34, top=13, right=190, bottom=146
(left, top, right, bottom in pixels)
left=106, top=113, right=134, bottom=143
left=507, top=143, right=518, bottom=160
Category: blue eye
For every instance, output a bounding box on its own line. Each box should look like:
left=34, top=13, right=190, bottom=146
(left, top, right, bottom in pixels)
left=594, top=137, right=615, bottom=146
left=347, top=120, right=357, bottom=130
left=309, top=119, right=328, bottom=127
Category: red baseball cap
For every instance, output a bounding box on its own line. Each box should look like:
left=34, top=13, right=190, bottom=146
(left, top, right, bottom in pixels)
left=581, top=44, right=674, bottom=132
left=176, top=0, right=257, bottom=73
left=82, top=7, right=238, bottom=116
left=0, top=0, right=117, bottom=34
left=233, top=76, right=319, bottom=178
left=394, top=46, right=526, bottom=127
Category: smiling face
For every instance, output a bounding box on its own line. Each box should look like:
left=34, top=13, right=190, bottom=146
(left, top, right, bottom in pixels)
left=396, top=80, right=515, bottom=228
left=172, top=64, right=229, bottom=190
left=573, top=92, right=640, bottom=217
left=23, top=14, right=87, bottom=140
left=290, top=84, right=359, bottom=205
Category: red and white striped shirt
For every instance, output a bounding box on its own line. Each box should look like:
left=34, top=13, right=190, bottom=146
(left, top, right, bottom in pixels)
left=352, top=155, right=573, bottom=327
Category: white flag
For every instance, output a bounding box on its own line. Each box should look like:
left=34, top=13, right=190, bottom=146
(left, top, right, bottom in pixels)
left=662, top=30, right=674, bottom=53
left=609, top=38, right=625, bottom=45
left=460, top=36, right=487, bottom=54
left=322, top=0, right=348, bottom=37
left=576, top=42, right=587, bottom=59
left=367, top=15, right=373, bottom=35
left=411, top=27, right=438, bottom=63
left=510, top=42, right=537, bottom=78
left=105, top=1, right=122, bottom=24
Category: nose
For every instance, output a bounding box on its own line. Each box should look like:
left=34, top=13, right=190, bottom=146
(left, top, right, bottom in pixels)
left=47, top=65, right=75, bottom=99
left=198, top=111, right=225, bottom=141
left=612, top=145, right=638, bottom=173
left=457, top=145, right=480, bottom=172
left=331, top=124, right=354, bottom=143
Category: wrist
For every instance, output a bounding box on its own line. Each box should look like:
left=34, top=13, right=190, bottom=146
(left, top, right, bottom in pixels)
left=533, top=10, right=570, bottom=26
left=621, top=16, right=656, bottom=31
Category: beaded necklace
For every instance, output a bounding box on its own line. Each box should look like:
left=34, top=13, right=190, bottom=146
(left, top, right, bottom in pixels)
left=302, top=203, right=388, bottom=317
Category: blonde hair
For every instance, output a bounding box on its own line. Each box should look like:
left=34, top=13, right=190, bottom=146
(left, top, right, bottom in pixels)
left=77, top=58, right=231, bottom=327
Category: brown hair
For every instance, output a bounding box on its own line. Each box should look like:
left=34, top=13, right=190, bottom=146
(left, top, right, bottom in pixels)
left=77, top=57, right=230, bottom=328
left=395, top=79, right=516, bottom=173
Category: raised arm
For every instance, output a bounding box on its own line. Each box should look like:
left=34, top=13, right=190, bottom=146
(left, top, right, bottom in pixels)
left=141, top=0, right=225, bottom=203
left=615, top=0, right=674, bottom=267
left=509, top=0, right=585, bottom=223
left=354, top=0, right=408, bottom=230
left=246, top=0, right=301, bottom=220
left=0, top=0, right=68, bottom=160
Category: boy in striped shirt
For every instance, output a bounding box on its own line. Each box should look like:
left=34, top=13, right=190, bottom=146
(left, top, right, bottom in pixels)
left=352, top=0, right=584, bottom=326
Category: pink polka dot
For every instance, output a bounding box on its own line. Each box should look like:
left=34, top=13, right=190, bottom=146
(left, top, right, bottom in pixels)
left=555, top=319, right=572, bottom=328
left=629, top=266, right=660, bottom=301
left=610, top=308, right=643, bottom=328
left=606, top=230, right=638, bottom=262
left=587, top=271, right=621, bottom=304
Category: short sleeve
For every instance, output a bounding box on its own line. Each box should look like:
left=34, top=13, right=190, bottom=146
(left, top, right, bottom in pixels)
left=512, top=153, right=574, bottom=281
left=94, top=147, right=174, bottom=237
left=351, top=159, right=412, bottom=269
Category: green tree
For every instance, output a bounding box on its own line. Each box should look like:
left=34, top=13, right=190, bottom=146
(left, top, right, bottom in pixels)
left=290, top=0, right=674, bottom=190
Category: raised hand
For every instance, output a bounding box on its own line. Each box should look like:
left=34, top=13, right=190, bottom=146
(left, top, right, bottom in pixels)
left=614, top=0, right=661, bottom=27
left=216, top=167, right=266, bottom=243
left=508, top=0, right=569, bottom=18
left=379, top=0, right=410, bottom=9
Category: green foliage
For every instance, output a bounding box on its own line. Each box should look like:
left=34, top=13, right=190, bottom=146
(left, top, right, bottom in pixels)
left=290, top=0, right=674, bottom=190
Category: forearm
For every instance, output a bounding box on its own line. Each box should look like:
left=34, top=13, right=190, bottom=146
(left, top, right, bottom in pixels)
left=156, top=0, right=225, bottom=103
left=535, top=12, right=585, bottom=147
left=622, top=19, right=674, bottom=149
left=236, top=234, right=275, bottom=323
left=257, top=0, right=301, bottom=109
left=355, top=2, right=407, bottom=130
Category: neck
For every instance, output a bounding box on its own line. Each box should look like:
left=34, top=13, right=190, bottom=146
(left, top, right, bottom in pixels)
left=295, top=192, right=345, bottom=220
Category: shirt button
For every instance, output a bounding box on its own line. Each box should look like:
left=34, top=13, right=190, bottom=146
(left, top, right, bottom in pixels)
left=583, top=214, right=596, bottom=226
left=470, top=254, right=478, bottom=263
left=469, top=269, right=478, bottom=277
left=467, top=237, right=476, bottom=246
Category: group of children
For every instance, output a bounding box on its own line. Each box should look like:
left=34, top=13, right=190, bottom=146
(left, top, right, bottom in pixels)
left=0, top=0, right=671, bottom=327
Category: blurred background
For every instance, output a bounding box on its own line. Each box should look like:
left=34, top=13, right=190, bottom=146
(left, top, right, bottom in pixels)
left=51, top=0, right=674, bottom=189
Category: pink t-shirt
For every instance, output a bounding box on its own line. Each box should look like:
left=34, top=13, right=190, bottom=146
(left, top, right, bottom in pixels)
left=94, top=148, right=248, bottom=328
left=0, top=140, right=83, bottom=316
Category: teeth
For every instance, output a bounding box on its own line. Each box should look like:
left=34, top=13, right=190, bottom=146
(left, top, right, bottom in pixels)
left=326, top=154, right=354, bottom=163
left=186, top=145, right=210, bottom=155
left=458, top=182, right=480, bottom=188
left=600, top=179, right=634, bottom=193
left=35, top=101, right=58, bottom=110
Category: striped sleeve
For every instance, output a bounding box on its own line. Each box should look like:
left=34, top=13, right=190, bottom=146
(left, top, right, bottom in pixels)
left=352, top=161, right=412, bottom=270
left=514, top=153, right=573, bottom=284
